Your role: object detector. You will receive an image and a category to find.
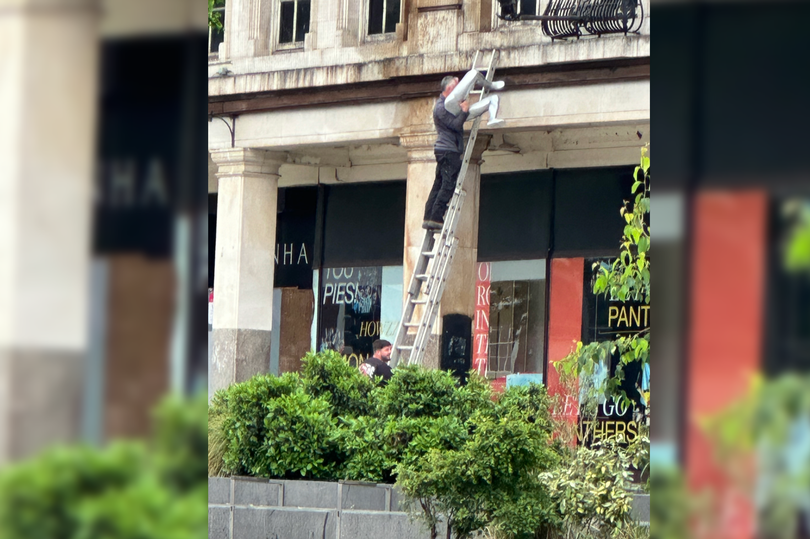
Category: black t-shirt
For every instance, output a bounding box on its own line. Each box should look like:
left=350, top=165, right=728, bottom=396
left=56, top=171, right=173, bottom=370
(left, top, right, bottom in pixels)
left=360, top=357, right=393, bottom=382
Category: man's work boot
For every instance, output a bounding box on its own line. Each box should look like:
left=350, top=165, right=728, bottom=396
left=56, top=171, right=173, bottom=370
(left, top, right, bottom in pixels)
left=422, top=219, right=443, bottom=230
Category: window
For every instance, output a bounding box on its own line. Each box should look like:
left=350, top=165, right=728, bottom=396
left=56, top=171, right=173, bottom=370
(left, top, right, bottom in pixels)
left=517, top=0, right=539, bottom=16
left=368, top=0, right=401, bottom=35
left=474, top=260, right=546, bottom=379
left=280, top=0, right=310, bottom=44
left=209, top=1, right=225, bottom=54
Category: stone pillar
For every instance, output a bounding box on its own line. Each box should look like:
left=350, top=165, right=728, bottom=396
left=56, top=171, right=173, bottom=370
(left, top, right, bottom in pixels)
left=440, top=135, right=490, bottom=320
left=399, top=131, right=490, bottom=369
left=400, top=131, right=441, bottom=368
left=0, top=0, right=100, bottom=462
left=210, top=148, right=286, bottom=393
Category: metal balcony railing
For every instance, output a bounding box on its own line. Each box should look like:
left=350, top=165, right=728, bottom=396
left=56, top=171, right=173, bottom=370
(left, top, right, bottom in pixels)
left=497, top=0, right=644, bottom=40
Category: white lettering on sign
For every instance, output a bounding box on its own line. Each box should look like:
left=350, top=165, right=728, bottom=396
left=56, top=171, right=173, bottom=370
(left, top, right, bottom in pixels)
left=274, top=243, right=311, bottom=266
left=474, top=262, right=491, bottom=376
left=109, top=160, right=136, bottom=207
left=141, top=159, right=169, bottom=206
left=322, top=282, right=359, bottom=305
left=100, top=158, right=171, bottom=208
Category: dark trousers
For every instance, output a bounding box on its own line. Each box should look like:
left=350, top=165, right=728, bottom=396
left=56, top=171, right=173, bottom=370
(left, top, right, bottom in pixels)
left=424, top=151, right=462, bottom=222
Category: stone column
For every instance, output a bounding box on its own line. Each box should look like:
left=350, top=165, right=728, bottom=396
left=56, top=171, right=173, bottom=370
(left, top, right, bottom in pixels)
left=439, top=135, right=490, bottom=320
left=399, top=131, right=490, bottom=369
left=210, top=148, right=286, bottom=393
left=400, top=130, right=441, bottom=368
left=0, top=0, right=100, bottom=462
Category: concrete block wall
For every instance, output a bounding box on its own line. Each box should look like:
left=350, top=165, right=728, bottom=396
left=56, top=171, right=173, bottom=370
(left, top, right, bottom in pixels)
left=208, top=476, right=444, bottom=539
left=209, top=476, right=650, bottom=538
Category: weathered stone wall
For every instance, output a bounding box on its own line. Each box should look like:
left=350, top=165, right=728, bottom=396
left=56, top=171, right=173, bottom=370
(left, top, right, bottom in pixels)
left=210, top=0, right=651, bottom=95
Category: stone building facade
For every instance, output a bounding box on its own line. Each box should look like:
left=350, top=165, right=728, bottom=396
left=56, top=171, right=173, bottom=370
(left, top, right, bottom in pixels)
left=207, top=0, right=651, bottom=405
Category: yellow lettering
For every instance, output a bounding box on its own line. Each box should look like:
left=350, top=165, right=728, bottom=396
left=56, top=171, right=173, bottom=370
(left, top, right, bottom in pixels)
left=629, top=306, right=640, bottom=327
left=617, top=307, right=628, bottom=327
left=604, top=421, right=615, bottom=440
left=641, top=306, right=650, bottom=327
left=608, top=306, right=619, bottom=327
left=626, top=421, right=638, bottom=442
left=615, top=421, right=627, bottom=442
left=576, top=421, right=587, bottom=443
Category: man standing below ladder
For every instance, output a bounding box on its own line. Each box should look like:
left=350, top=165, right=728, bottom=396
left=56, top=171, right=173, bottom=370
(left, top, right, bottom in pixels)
left=422, top=69, right=506, bottom=230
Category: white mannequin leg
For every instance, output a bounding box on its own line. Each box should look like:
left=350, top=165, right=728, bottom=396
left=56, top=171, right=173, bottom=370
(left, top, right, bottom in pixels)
left=445, top=69, right=505, bottom=115
left=467, top=94, right=503, bottom=126
left=467, top=97, right=491, bottom=119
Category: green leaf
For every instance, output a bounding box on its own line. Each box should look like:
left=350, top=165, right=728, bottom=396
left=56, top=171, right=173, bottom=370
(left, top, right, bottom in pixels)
left=632, top=181, right=642, bottom=194
left=638, top=236, right=649, bottom=254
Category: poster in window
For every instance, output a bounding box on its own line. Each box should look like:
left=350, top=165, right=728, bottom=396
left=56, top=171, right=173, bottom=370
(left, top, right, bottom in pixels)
left=579, top=258, right=650, bottom=446
left=318, top=266, right=382, bottom=366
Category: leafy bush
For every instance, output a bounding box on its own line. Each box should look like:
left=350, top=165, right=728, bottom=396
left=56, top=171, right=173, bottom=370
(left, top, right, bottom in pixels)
left=396, top=390, right=561, bottom=539
left=649, top=466, right=688, bottom=539
left=72, top=479, right=207, bottom=539
left=151, top=392, right=208, bottom=491
left=377, top=364, right=459, bottom=419
left=301, top=349, right=376, bottom=418
left=335, top=415, right=395, bottom=483
left=386, top=415, right=468, bottom=469
left=539, top=440, right=636, bottom=539
left=0, top=443, right=145, bottom=539
left=0, top=393, right=207, bottom=539
left=217, top=372, right=300, bottom=475
left=211, top=356, right=649, bottom=539
left=262, top=390, right=342, bottom=479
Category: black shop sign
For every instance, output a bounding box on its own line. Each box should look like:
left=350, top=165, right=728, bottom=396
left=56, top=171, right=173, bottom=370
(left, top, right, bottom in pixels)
left=579, top=258, right=650, bottom=446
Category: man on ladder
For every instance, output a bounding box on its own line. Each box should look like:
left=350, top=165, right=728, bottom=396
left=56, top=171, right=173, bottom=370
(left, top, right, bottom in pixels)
left=422, top=69, right=506, bottom=231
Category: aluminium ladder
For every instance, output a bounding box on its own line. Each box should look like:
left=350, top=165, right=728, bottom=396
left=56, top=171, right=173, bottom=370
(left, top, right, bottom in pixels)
left=390, top=49, right=499, bottom=368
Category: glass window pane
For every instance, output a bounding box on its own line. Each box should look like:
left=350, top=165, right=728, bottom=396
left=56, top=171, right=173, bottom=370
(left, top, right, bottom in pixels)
left=384, top=0, right=401, bottom=33
left=295, top=0, right=310, bottom=42
left=279, top=1, right=295, bottom=43
left=368, top=0, right=384, bottom=35
left=520, top=0, right=536, bottom=15
left=210, top=9, right=225, bottom=53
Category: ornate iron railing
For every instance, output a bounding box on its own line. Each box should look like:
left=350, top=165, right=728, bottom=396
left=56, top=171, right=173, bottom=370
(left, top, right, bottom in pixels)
left=497, top=0, right=643, bottom=40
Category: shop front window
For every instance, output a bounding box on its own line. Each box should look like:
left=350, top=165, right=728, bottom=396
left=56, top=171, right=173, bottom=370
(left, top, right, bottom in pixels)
left=316, top=266, right=402, bottom=367
left=474, top=260, right=546, bottom=379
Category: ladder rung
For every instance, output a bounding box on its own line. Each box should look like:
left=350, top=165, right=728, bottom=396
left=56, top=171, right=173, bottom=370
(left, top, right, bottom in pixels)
left=397, top=345, right=413, bottom=350
left=415, top=274, right=429, bottom=280
left=411, top=299, right=428, bottom=305
left=422, top=251, right=436, bottom=257
left=404, top=322, right=420, bottom=328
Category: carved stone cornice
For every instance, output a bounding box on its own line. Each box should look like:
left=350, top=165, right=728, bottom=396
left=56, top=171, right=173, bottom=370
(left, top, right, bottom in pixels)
left=210, top=148, right=288, bottom=180
left=399, top=128, right=437, bottom=163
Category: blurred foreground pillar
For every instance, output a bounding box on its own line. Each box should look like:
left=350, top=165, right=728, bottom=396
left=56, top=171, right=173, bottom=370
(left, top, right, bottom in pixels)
left=0, top=0, right=100, bottom=461
left=210, top=149, right=284, bottom=393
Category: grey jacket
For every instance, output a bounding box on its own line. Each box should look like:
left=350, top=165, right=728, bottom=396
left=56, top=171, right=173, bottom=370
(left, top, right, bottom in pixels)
left=433, top=95, right=469, bottom=154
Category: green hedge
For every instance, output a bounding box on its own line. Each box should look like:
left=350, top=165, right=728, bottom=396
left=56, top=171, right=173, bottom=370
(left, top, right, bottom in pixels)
left=0, top=393, right=208, bottom=539
left=210, top=351, right=646, bottom=538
